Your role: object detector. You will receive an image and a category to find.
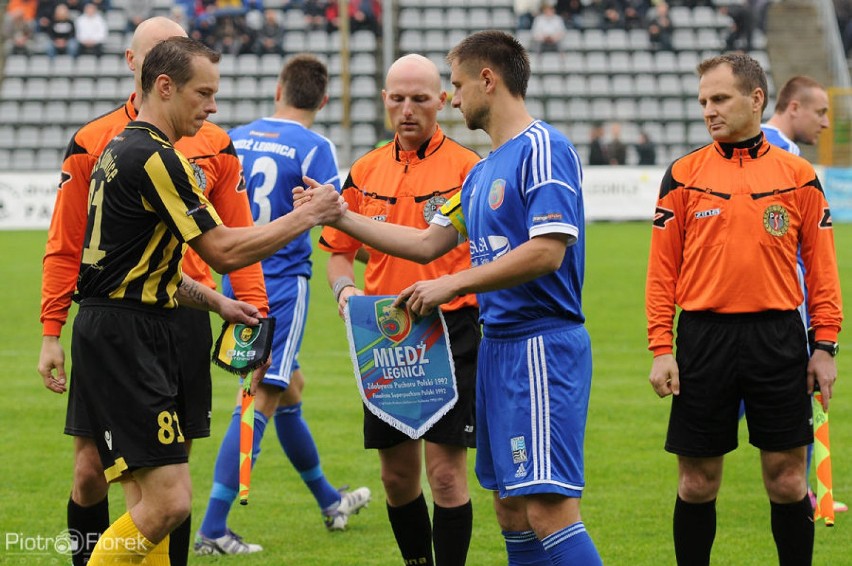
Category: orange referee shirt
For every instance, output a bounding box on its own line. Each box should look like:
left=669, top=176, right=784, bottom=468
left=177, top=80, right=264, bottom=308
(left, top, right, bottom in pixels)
left=41, top=94, right=267, bottom=336
left=646, top=136, right=842, bottom=355
left=318, top=126, right=479, bottom=312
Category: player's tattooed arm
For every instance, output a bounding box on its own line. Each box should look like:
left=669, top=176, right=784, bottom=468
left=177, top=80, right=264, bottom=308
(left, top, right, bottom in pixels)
left=177, top=274, right=260, bottom=325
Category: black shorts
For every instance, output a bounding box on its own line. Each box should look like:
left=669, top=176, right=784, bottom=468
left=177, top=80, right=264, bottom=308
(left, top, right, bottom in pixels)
left=65, top=306, right=213, bottom=440
left=666, top=310, right=812, bottom=457
left=70, top=300, right=188, bottom=481
left=364, top=306, right=480, bottom=450
left=172, top=307, right=213, bottom=438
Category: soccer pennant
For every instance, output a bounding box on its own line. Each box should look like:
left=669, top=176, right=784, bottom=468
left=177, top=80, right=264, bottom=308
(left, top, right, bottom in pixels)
left=344, top=295, right=457, bottom=439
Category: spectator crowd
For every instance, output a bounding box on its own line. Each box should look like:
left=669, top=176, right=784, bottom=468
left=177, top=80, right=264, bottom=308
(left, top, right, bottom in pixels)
left=4, top=0, right=382, bottom=57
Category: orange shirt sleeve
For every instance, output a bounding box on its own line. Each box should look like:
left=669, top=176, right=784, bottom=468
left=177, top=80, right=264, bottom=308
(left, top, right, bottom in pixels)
left=40, top=138, right=98, bottom=336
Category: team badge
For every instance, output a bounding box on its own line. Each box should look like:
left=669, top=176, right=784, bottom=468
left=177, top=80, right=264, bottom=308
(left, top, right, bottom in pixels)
left=511, top=436, right=528, bottom=464
left=422, top=195, right=448, bottom=223
left=190, top=161, right=208, bottom=193
left=375, top=298, right=412, bottom=343
left=763, top=204, right=789, bottom=237
left=489, top=179, right=506, bottom=210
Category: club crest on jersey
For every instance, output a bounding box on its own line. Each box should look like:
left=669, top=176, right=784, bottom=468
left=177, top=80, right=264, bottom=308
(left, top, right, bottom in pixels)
left=375, top=298, right=412, bottom=343
left=489, top=179, right=506, bottom=210
left=763, top=204, right=789, bottom=237
left=190, top=162, right=207, bottom=193
left=423, top=195, right=448, bottom=223
left=233, top=324, right=261, bottom=348
left=511, top=436, right=528, bottom=464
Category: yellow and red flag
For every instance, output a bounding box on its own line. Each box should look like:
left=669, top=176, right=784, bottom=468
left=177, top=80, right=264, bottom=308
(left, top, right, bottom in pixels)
left=812, top=391, right=834, bottom=526
left=239, top=380, right=254, bottom=505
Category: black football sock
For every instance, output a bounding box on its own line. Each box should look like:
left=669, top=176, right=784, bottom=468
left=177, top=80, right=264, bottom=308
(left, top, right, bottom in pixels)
left=673, top=495, right=715, bottom=566
left=432, top=500, right=472, bottom=566
left=67, top=494, right=109, bottom=566
left=387, top=493, right=433, bottom=566
left=168, top=512, right=191, bottom=566
left=771, top=496, right=814, bottom=566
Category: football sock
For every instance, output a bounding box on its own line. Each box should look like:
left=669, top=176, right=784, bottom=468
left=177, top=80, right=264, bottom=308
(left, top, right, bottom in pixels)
left=387, top=493, right=433, bottom=566
left=87, top=511, right=156, bottom=565
left=67, top=494, right=109, bottom=566
left=274, top=403, right=340, bottom=509
left=771, top=495, right=814, bottom=566
left=673, top=496, right=716, bottom=566
left=200, top=407, right=267, bottom=538
left=168, top=513, right=190, bottom=566
left=502, top=530, right=549, bottom=565
left=541, top=521, right=602, bottom=566
left=432, top=500, right=472, bottom=566
left=145, top=535, right=170, bottom=566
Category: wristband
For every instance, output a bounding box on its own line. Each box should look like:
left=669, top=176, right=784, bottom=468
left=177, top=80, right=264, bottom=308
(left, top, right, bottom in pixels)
left=332, top=276, right=356, bottom=302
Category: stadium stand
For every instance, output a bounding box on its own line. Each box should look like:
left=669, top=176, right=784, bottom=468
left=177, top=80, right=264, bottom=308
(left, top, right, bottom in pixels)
left=0, top=0, right=773, bottom=169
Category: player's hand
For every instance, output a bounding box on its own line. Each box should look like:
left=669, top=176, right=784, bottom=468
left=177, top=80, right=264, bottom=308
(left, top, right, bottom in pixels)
left=300, top=176, right=348, bottom=225
left=394, top=275, right=457, bottom=317
left=38, top=336, right=67, bottom=394
left=337, top=285, right=364, bottom=320
left=292, top=186, right=310, bottom=208
left=807, top=350, right=836, bottom=411
left=217, top=298, right=261, bottom=326
left=248, top=356, right=271, bottom=396
left=649, top=353, right=679, bottom=398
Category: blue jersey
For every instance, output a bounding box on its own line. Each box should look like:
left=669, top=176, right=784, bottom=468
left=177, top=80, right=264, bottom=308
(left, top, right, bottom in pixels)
left=761, top=124, right=801, bottom=156
left=442, top=120, right=585, bottom=328
left=228, top=118, right=341, bottom=278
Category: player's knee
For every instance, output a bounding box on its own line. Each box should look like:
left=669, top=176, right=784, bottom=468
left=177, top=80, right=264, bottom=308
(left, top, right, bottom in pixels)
left=426, top=463, right=467, bottom=502
left=72, top=450, right=108, bottom=504
left=493, top=494, right=529, bottom=531
left=678, top=473, right=721, bottom=502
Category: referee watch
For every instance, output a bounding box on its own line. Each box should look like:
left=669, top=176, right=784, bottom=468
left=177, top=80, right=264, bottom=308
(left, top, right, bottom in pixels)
left=813, top=342, right=839, bottom=357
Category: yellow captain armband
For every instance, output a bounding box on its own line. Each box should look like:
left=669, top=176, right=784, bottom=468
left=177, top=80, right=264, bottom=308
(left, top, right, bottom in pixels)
left=439, top=192, right=467, bottom=240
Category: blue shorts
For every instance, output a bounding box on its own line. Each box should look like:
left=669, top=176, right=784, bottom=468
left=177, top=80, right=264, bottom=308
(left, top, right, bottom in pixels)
left=224, top=274, right=308, bottom=389
left=475, top=319, right=592, bottom=499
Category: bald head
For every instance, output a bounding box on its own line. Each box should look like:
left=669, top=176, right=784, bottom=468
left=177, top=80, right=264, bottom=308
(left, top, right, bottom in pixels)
left=385, top=54, right=442, bottom=94
left=130, top=17, right=188, bottom=56
left=126, top=17, right=189, bottom=100
left=382, top=54, right=447, bottom=151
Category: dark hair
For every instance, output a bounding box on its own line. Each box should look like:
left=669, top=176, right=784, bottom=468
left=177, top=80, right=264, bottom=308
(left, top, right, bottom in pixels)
left=141, top=36, right=221, bottom=95
left=696, top=52, right=768, bottom=111
left=280, top=53, right=329, bottom=110
left=447, top=30, right=530, bottom=98
left=774, top=75, right=825, bottom=113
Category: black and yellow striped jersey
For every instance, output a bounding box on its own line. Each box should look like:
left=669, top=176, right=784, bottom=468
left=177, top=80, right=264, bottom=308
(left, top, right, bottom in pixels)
left=77, top=121, right=222, bottom=308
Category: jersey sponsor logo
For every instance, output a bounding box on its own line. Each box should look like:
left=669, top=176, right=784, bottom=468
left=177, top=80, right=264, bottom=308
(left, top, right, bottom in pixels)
left=375, top=297, right=412, bottom=343
left=190, top=162, right=207, bottom=193
left=511, top=435, right=528, bottom=464
left=422, top=195, right=448, bottom=223
left=532, top=212, right=564, bottom=224
left=653, top=206, right=675, bottom=228
left=489, top=179, right=506, bottom=210
left=185, top=203, right=208, bottom=216
left=820, top=208, right=833, bottom=228
left=763, top=204, right=789, bottom=236
left=247, top=130, right=280, bottom=139
left=694, top=208, right=720, bottom=219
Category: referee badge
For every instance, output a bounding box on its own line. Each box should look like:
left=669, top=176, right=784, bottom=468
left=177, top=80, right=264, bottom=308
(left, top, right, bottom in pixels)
left=423, top=195, right=448, bottom=223
left=763, top=204, right=789, bottom=237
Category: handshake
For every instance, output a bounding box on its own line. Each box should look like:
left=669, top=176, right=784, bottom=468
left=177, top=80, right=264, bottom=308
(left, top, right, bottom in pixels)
left=293, top=176, right=348, bottom=227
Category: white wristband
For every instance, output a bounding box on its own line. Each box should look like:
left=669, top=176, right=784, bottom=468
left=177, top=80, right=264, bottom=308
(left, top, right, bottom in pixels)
left=332, top=276, right=356, bottom=302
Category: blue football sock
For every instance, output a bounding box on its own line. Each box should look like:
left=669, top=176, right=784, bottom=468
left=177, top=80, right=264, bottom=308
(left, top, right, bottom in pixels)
left=503, top=530, right=549, bottom=565
left=200, top=406, right=268, bottom=538
left=274, top=403, right=340, bottom=510
left=541, top=522, right=602, bottom=566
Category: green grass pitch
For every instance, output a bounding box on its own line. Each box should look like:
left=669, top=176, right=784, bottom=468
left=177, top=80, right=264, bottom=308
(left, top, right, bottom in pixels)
left=1, top=223, right=850, bottom=564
